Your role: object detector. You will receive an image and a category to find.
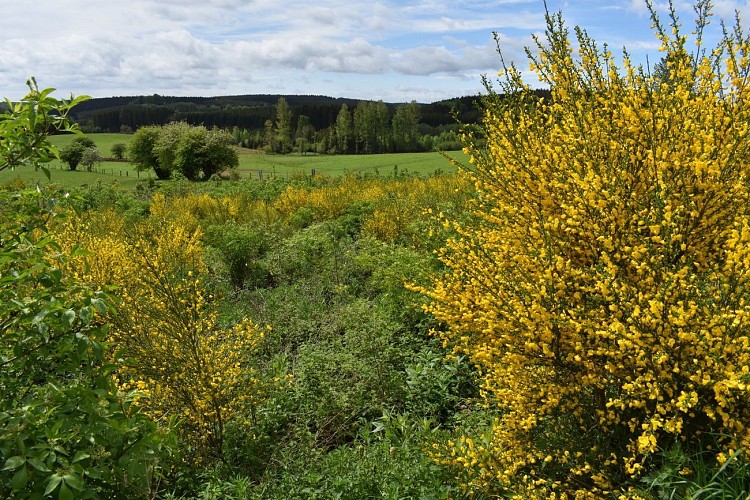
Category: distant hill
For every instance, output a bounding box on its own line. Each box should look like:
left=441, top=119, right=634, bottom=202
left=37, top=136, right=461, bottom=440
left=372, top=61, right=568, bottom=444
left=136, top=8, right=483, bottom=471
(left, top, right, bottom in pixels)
left=70, top=93, right=485, bottom=134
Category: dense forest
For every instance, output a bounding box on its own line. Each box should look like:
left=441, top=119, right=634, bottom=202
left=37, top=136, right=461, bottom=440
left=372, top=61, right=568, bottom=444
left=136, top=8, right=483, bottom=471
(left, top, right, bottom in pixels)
left=70, top=93, right=495, bottom=154
left=71, top=93, right=483, bottom=131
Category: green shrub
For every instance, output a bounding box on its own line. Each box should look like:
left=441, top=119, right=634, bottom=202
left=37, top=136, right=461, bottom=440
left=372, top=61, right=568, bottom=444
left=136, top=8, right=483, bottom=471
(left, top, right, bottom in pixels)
left=638, top=439, right=750, bottom=499
left=403, top=347, right=478, bottom=423
left=204, top=223, right=271, bottom=289
left=110, top=142, right=127, bottom=159
left=291, top=299, right=407, bottom=449
left=0, top=189, right=172, bottom=499
left=249, top=419, right=460, bottom=500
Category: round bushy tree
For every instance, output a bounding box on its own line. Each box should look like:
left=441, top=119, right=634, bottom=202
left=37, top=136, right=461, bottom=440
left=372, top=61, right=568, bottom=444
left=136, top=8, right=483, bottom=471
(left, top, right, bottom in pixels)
left=80, top=146, right=102, bottom=171
left=129, top=125, right=171, bottom=179
left=420, top=2, right=750, bottom=497
left=128, top=123, right=238, bottom=181
left=59, top=136, right=96, bottom=171
left=110, top=142, right=127, bottom=159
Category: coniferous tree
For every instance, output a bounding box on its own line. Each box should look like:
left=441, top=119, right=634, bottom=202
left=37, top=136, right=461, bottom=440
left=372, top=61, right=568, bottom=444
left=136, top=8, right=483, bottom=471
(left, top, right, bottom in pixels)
left=274, top=97, right=293, bottom=154
left=334, top=104, right=353, bottom=154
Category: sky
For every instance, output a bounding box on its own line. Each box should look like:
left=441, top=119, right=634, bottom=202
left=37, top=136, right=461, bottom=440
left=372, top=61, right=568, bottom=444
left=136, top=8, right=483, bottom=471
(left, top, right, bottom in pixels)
left=1, top=0, right=749, bottom=103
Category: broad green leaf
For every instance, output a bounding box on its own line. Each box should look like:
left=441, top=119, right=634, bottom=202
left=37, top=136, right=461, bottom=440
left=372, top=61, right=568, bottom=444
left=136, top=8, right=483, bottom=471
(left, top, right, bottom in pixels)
left=58, top=482, right=74, bottom=500
left=63, top=309, right=76, bottom=328
left=90, top=297, right=107, bottom=314
left=27, top=457, right=51, bottom=472
left=10, top=466, right=29, bottom=491
left=62, top=473, right=83, bottom=491
left=71, top=451, right=90, bottom=464
left=2, top=455, right=25, bottom=470
left=44, top=474, right=62, bottom=496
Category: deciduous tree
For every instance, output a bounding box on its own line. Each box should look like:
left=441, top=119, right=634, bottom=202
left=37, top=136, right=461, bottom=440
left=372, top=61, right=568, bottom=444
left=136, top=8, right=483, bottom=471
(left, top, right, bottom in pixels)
left=59, top=136, right=96, bottom=171
left=110, top=142, right=127, bottom=159
left=129, top=122, right=238, bottom=180
left=392, top=101, right=421, bottom=152
left=334, top=103, right=353, bottom=154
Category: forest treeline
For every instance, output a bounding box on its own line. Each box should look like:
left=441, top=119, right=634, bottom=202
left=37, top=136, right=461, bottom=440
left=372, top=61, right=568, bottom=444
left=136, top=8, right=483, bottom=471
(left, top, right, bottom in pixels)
left=69, top=90, right=549, bottom=154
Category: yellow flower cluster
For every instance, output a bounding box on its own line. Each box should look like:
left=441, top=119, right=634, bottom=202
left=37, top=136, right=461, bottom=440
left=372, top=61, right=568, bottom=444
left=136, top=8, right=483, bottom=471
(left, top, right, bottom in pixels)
left=150, top=190, right=282, bottom=231
left=420, top=6, right=750, bottom=497
left=53, top=207, right=265, bottom=459
left=274, top=174, right=471, bottom=243
left=145, top=174, right=471, bottom=248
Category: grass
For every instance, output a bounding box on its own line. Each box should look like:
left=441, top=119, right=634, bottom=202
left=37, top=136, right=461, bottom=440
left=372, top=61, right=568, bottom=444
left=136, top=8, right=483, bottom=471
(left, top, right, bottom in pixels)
left=48, top=133, right=131, bottom=153
left=236, top=150, right=463, bottom=179
left=0, top=163, right=151, bottom=190
left=0, top=133, right=464, bottom=189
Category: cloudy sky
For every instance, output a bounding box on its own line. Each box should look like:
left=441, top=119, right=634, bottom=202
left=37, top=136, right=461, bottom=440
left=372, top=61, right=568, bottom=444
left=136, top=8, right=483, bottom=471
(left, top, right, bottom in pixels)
left=1, top=0, right=748, bottom=103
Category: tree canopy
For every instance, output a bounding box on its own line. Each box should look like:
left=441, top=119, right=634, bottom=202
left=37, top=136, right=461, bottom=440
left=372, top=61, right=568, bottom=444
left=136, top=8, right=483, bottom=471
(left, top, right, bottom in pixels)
left=129, top=122, right=238, bottom=180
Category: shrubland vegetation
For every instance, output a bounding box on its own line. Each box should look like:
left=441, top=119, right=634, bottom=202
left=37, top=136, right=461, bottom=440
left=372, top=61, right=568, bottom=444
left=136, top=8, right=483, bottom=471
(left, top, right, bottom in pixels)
left=2, top=1, right=750, bottom=498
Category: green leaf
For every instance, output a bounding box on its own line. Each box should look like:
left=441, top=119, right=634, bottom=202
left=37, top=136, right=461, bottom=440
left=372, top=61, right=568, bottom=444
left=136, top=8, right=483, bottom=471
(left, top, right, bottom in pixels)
left=11, top=466, right=29, bottom=491
left=63, top=473, right=83, bottom=491
left=44, top=474, right=62, bottom=496
left=3, top=455, right=25, bottom=470
left=76, top=336, right=89, bottom=358
left=32, top=310, right=48, bottom=324
left=90, top=297, right=107, bottom=314
left=27, top=457, right=51, bottom=472
left=84, top=468, right=102, bottom=480
left=79, top=306, right=92, bottom=324
left=71, top=451, right=90, bottom=464
left=58, top=483, right=74, bottom=500
left=63, top=309, right=76, bottom=327
left=40, top=165, right=51, bottom=180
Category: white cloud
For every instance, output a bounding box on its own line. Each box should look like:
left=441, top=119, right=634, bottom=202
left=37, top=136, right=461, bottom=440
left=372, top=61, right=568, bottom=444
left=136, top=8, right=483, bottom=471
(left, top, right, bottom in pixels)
left=1, top=0, right=744, bottom=101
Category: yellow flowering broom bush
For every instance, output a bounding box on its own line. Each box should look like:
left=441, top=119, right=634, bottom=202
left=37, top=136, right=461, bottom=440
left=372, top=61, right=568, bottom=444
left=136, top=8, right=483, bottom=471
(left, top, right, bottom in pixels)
left=273, top=173, right=472, bottom=244
left=54, top=208, right=264, bottom=460
left=419, top=1, right=750, bottom=496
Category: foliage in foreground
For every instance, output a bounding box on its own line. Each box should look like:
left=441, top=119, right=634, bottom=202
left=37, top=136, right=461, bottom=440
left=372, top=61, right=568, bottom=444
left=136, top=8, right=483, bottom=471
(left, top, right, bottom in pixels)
left=0, top=78, right=88, bottom=174
left=0, top=83, right=169, bottom=499
left=419, top=2, right=750, bottom=497
left=53, top=207, right=268, bottom=463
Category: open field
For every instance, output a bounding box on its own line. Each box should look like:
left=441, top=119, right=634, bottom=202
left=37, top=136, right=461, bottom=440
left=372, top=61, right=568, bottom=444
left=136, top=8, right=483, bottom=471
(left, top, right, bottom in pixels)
left=48, top=133, right=131, bottom=152
left=0, top=162, right=152, bottom=190
left=235, top=149, right=463, bottom=179
left=0, top=134, right=463, bottom=188
left=0, top=134, right=151, bottom=189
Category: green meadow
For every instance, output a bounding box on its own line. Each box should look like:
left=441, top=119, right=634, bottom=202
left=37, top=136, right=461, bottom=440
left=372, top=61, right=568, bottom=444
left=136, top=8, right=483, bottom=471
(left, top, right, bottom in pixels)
left=235, top=148, right=462, bottom=178
left=0, top=134, right=462, bottom=189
